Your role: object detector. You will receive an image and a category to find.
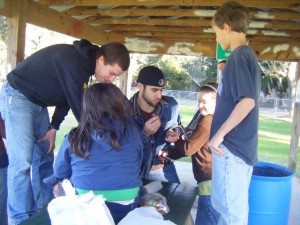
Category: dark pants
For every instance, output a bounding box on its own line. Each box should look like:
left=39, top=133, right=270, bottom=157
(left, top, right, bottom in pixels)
left=105, top=198, right=139, bottom=224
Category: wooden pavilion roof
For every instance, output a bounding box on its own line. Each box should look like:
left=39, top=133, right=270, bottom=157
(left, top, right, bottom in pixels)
left=1, top=0, right=300, bottom=61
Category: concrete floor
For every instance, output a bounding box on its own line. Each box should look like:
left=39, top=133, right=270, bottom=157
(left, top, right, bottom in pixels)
left=174, top=161, right=300, bottom=225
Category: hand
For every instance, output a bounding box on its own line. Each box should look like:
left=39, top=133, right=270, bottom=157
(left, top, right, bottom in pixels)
left=39, top=128, right=57, bottom=154
left=208, top=133, right=224, bottom=156
left=165, top=129, right=180, bottom=143
left=53, top=182, right=65, bottom=198
left=144, top=115, right=161, bottom=136
left=157, top=150, right=169, bottom=163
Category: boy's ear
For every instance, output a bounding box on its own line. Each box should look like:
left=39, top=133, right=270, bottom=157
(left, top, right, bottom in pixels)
left=223, top=23, right=231, bottom=32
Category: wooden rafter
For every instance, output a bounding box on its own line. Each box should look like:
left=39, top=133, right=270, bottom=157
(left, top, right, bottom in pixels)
left=66, top=8, right=300, bottom=22
left=0, top=0, right=299, bottom=60
left=36, top=0, right=300, bottom=9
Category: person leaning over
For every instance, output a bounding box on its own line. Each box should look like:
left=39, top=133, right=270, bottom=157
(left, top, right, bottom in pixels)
left=52, top=83, right=143, bottom=224
left=0, top=39, right=130, bottom=225
left=130, top=66, right=181, bottom=183
left=209, top=2, right=261, bottom=225
left=162, top=82, right=220, bottom=225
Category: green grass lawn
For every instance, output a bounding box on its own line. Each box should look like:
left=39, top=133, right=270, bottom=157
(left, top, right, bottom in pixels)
left=179, top=105, right=300, bottom=175
left=55, top=105, right=300, bottom=176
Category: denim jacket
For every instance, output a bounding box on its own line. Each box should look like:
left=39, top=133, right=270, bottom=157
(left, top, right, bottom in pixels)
left=130, top=92, right=181, bottom=177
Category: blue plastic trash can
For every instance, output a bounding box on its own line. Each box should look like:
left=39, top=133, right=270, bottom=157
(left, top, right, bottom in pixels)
left=248, top=161, right=294, bottom=225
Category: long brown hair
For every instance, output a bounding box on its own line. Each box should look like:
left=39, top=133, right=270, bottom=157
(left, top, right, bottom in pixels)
left=68, top=83, right=131, bottom=159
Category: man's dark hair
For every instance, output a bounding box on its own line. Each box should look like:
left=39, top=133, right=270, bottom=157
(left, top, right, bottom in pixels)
left=69, top=83, right=131, bottom=159
left=212, top=1, right=249, bottom=34
left=96, top=42, right=130, bottom=71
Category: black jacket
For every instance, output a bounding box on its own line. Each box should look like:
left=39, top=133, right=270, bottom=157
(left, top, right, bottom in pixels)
left=7, top=39, right=99, bottom=129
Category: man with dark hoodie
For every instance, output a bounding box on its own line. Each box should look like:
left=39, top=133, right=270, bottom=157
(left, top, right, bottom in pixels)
left=0, top=39, right=130, bottom=225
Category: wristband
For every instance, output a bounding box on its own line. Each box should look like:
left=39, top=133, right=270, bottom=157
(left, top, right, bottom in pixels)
left=48, top=125, right=57, bottom=131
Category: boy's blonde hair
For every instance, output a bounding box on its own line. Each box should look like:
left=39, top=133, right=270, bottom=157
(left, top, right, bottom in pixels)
left=199, top=82, right=218, bottom=99
left=212, top=1, right=249, bottom=34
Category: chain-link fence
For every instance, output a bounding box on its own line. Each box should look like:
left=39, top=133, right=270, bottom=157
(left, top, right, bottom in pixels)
left=259, top=97, right=292, bottom=117
left=161, top=90, right=293, bottom=118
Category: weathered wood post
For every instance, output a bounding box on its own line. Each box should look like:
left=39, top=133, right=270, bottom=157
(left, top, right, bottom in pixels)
left=7, top=0, right=27, bottom=70
left=289, top=61, right=300, bottom=171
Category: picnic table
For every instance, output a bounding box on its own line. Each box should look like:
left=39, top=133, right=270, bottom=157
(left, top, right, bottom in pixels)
left=20, top=180, right=197, bottom=225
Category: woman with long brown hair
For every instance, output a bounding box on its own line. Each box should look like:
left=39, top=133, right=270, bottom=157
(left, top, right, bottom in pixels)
left=53, top=83, right=143, bottom=223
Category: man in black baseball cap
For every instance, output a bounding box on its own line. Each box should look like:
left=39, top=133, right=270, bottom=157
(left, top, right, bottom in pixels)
left=130, top=66, right=181, bottom=183
left=137, top=66, right=165, bottom=87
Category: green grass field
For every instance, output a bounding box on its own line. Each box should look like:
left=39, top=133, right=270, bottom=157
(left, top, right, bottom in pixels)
left=55, top=105, right=300, bottom=176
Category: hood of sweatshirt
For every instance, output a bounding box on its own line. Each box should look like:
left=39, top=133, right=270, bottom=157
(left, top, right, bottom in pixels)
left=73, top=39, right=100, bottom=74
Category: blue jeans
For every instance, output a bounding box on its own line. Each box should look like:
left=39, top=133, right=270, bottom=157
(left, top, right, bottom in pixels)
left=211, top=144, right=253, bottom=225
left=106, top=199, right=138, bottom=224
left=0, top=167, right=8, bottom=225
left=147, top=162, right=180, bottom=183
left=195, top=195, right=220, bottom=225
left=0, top=82, right=54, bottom=225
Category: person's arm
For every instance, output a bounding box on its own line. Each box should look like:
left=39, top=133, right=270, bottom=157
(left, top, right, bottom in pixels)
left=209, top=97, right=255, bottom=155
left=38, top=104, right=71, bottom=153
left=177, top=116, right=211, bottom=156
left=156, top=97, right=182, bottom=153
left=55, top=52, right=91, bottom=122
left=54, top=136, right=73, bottom=179
left=166, top=116, right=211, bottom=160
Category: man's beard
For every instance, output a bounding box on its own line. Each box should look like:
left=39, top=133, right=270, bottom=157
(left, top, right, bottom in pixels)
left=142, top=90, right=158, bottom=108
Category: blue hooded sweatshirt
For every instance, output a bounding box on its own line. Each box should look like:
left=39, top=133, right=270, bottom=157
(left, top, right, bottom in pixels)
left=54, top=118, right=143, bottom=190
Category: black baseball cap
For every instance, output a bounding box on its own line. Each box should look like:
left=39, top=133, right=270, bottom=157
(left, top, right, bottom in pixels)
left=137, top=66, right=165, bottom=87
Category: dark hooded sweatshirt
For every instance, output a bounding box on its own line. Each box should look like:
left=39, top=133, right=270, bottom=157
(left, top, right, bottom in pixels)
left=7, top=39, right=99, bottom=129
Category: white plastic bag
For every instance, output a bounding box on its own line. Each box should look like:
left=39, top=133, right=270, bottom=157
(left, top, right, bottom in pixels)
left=47, top=191, right=115, bottom=225
left=118, top=207, right=176, bottom=225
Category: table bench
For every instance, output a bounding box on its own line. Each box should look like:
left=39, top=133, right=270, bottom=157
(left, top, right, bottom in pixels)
left=20, top=181, right=197, bottom=225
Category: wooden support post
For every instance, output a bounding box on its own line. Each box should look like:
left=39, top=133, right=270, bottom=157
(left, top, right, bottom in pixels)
left=7, top=0, right=27, bottom=70
left=118, top=70, right=132, bottom=99
left=289, top=61, right=300, bottom=171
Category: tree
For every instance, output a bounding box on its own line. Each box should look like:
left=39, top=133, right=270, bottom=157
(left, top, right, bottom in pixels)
left=182, top=56, right=218, bottom=91
left=0, top=16, right=8, bottom=43
left=259, top=60, right=290, bottom=98
left=158, top=60, right=192, bottom=90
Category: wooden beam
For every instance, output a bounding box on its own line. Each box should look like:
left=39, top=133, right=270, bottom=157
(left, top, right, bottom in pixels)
left=89, top=18, right=300, bottom=31
left=107, top=34, right=300, bottom=61
left=109, top=31, right=215, bottom=40
left=0, top=0, right=12, bottom=18
left=67, top=8, right=300, bottom=22
left=26, top=0, right=109, bottom=46
left=122, top=37, right=217, bottom=57
left=289, top=62, right=300, bottom=171
left=109, top=31, right=300, bottom=43
left=253, top=42, right=300, bottom=61
left=90, top=18, right=212, bottom=27
left=104, top=25, right=213, bottom=33
left=104, top=25, right=300, bottom=38
left=37, top=0, right=300, bottom=9
left=249, top=20, right=300, bottom=31
left=7, top=0, right=27, bottom=69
